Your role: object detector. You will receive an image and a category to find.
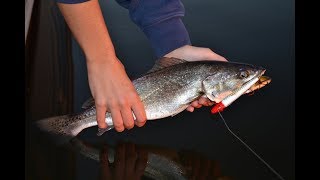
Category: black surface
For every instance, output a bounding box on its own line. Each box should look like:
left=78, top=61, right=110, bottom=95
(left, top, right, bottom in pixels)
left=26, top=0, right=294, bottom=179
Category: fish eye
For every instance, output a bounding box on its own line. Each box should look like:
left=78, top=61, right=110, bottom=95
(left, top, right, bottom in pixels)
left=240, top=71, right=249, bottom=78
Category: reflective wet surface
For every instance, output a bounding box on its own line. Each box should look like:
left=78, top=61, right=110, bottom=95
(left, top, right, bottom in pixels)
left=26, top=104, right=294, bottom=180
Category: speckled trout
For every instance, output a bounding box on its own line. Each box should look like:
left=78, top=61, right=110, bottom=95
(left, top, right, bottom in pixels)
left=35, top=58, right=270, bottom=142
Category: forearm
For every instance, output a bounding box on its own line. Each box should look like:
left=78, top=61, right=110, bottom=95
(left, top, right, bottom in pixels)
left=57, top=0, right=116, bottom=62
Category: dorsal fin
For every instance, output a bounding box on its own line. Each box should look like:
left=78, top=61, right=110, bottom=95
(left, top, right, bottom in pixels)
left=146, top=57, right=187, bottom=74
left=81, top=97, right=95, bottom=109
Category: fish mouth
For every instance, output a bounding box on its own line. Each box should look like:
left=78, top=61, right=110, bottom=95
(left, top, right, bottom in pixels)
left=208, top=69, right=268, bottom=103
left=259, top=69, right=266, bottom=77
left=227, top=68, right=268, bottom=99
left=245, top=68, right=265, bottom=85
left=251, top=68, right=266, bottom=85
left=245, top=68, right=271, bottom=94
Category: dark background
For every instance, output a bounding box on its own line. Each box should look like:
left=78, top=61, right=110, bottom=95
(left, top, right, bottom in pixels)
left=25, top=0, right=295, bottom=179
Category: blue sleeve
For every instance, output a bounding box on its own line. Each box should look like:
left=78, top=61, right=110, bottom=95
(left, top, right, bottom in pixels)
left=116, top=0, right=191, bottom=58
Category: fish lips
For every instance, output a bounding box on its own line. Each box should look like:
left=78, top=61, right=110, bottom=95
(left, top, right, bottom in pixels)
left=239, top=68, right=267, bottom=94
left=208, top=67, right=267, bottom=103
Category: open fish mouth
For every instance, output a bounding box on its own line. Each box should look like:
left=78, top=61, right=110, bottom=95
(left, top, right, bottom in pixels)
left=209, top=69, right=268, bottom=103
left=232, top=69, right=270, bottom=97
left=246, top=75, right=271, bottom=94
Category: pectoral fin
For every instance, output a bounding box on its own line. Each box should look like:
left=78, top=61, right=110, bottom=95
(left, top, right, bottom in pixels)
left=96, top=126, right=114, bottom=136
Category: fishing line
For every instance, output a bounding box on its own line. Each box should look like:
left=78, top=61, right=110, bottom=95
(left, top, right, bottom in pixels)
left=217, top=111, right=285, bottom=180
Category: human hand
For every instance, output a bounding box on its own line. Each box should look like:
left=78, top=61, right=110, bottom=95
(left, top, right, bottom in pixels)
left=164, top=45, right=228, bottom=112
left=87, top=57, right=147, bottom=132
left=99, top=142, right=148, bottom=180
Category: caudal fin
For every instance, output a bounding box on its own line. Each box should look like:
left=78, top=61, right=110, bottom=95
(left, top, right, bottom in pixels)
left=33, top=115, right=77, bottom=145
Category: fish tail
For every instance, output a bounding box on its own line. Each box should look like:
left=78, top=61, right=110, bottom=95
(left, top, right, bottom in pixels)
left=33, top=115, right=77, bottom=145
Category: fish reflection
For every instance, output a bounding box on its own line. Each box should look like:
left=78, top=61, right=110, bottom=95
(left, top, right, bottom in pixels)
left=70, top=138, right=232, bottom=180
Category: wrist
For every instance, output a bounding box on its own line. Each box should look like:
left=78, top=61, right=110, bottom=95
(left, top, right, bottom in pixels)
left=86, top=53, right=124, bottom=71
left=164, top=45, right=190, bottom=59
left=85, top=50, right=118, bottom=64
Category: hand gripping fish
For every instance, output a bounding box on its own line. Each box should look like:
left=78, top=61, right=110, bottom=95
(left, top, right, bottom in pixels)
left=35, top=58, right=271, bottom=143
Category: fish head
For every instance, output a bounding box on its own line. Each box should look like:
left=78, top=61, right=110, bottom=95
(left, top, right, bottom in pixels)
left=202, top=62, right=267, bottom=103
